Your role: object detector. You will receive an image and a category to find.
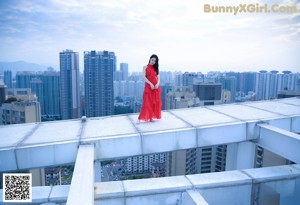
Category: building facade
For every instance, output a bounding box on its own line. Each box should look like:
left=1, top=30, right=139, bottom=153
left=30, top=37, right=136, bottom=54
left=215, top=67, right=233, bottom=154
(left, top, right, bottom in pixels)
left=59, top=49, right=81, bottom=120
left=0, top=85, right=6, bottom=106
left=1, top=88, right=41, bottom=125
left=84, top=50, right=115, bottom=117
left=41, top=71, right=61, bottom=121
left=4, top=70, right=12, bottom=88
left=120, top=63, right=128, bottom=81
left=193, top=83, right=222, bottom=106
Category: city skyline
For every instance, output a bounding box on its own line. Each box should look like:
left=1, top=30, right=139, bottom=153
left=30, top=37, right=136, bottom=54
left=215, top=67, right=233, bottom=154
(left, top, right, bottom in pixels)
left=0, top=0, right=299, bottom=73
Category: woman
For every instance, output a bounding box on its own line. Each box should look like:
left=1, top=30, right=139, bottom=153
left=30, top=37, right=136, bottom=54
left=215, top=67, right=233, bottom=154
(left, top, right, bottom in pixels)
left=137, top=54, right=162, bottom=123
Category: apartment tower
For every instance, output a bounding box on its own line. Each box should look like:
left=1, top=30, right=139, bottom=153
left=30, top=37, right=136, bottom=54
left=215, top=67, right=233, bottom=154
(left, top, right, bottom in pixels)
left=84, top=50, right=115, bottom=117
left=59, top=49, right=81, bottom=120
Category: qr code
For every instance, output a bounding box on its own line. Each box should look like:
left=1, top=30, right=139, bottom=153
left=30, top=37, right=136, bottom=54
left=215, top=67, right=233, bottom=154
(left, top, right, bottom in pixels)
left=3, top=173, right=32, bottom=202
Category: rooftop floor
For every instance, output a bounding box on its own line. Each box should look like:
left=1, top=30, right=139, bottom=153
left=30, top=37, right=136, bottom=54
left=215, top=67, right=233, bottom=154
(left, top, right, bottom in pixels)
left=1, top=97, right=300, bottom=204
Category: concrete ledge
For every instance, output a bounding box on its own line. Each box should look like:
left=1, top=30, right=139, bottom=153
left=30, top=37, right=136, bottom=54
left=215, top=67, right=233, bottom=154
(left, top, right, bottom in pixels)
left=1, top=165, right=300, bottom=204
left=182, top=190, right=209, bottom=205
left=49, top=185, right=69, bottom=203
left=94, top=181, right=124, bottom=199
left=292, top=116, right=300, bottom=133
left=186, top=170, right=252, bottom=189
left=243, top=165, right=300, bottom=183
left=197, top=122, right=246, bottom=146
left=31, top=186, right=52, bottom=204
left=257, top=124, right=300, bottom=164
left=15, top=142, right=78, bottom=170
left=0, top=149, right=17, bottom=171
left=142, top=128, right=197, bottom=154
left=92, top=134, right=142, bottom=160
left=66, top=144, right=94, bottom=205
left=123, top=175, right=192, bottom=197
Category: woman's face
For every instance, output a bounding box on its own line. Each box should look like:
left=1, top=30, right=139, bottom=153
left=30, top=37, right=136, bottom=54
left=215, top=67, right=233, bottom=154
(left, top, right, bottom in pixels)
left=149, top=57, right=156, bottom=66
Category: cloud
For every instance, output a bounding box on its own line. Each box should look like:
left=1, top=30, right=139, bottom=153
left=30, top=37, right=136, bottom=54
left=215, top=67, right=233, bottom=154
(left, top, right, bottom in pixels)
left=0, top=0, right=299, bottom=73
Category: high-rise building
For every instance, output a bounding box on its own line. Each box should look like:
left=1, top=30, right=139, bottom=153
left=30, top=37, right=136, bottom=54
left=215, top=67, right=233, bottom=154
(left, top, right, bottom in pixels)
left=278, top=71, right=297, bottom=91
left=113, top=81, right=120, bottom=98
left=239, top=72, right=256, bottom=95
left=4, top=70, right=12, bottom=88
left=120, top=63, right=128, bottom=81
left=30, top=77, right=44, bottom=113
left=42, top=71, right=61, bottom=120
left=15, top=71, right=61, bottom=121
left=84, top=50, right=115, bottom=117
left=59, top=49, right=81, bottom=120
left=166, top=145, right=227, bottom=176
left=127, top=80, right=135, bottom=97
left=124, top=153, right=166, bottom=177
left=193, top=83, right=222, bottom=106
left=0, top=85, right=6, bottom=106
left=266, top=71, right=279, bottom=99
left=174, top=72, right=183, bottom=88
left=182, top=72, right=203, bottom=87
left=160, top=83, right=172, bottom=110
left=218, top=76, right=236, bottom=102
left=114, top=71, right=123, bottom=81
left=135, top=80, right=144, bottom=102
left=16, top=71, right=35, bottom=88
left=120, top=80, right=127, bottom=98
left=159, top=71, right=173, bottom=86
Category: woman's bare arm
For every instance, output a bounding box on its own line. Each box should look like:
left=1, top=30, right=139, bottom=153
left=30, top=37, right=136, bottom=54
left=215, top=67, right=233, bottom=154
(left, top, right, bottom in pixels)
left=155, top=74, right=160, bottom=89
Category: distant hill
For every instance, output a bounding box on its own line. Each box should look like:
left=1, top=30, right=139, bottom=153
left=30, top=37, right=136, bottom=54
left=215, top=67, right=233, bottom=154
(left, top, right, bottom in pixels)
left=0, top=61, right=52, bottom=75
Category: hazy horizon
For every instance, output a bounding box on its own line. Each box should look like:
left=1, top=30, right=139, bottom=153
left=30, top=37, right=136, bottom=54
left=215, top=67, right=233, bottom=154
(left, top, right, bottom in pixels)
left=1, top=0, right=300, bottom=73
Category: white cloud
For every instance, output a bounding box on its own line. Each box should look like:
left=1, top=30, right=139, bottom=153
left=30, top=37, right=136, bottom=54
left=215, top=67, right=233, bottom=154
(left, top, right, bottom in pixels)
left=0, top=0, right=299, bottom=73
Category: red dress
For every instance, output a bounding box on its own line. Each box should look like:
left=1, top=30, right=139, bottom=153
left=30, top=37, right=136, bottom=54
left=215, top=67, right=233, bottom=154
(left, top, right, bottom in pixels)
left=138, top=65, right=162, bottom=121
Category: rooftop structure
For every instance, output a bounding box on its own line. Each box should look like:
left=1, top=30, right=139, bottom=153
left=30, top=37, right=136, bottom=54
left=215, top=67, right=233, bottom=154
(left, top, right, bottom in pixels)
left=0, top=97, right=300, bottom=204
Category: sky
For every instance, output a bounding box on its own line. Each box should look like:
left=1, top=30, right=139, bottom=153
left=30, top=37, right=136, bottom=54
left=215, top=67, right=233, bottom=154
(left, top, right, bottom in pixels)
left=0, top=0, right=300, bottom=73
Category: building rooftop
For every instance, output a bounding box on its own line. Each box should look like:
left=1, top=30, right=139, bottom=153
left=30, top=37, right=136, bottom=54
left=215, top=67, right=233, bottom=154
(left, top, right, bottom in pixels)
left=0, top=97, right=300, bottom=204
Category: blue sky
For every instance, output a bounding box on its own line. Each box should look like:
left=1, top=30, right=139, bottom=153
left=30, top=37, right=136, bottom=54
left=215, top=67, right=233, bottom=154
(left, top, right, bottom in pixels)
left=0, top=0, right=299, bottom=73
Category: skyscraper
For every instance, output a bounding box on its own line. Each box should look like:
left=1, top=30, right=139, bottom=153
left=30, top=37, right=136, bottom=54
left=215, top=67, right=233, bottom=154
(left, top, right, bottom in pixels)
left=42, top=71, right=61, bottom=120
left=4, top=70, right=12, bottom=88
left=59, top=49, right=81, bottom=120
left=218, top=76, right=236, bottom=102
left=120, top=63, right=128, bottom=81
left=0, top=85, right=6, bottom=106
left=84, top=50, right=115, bottom=117
left=16, top=71, right=34, bottom=88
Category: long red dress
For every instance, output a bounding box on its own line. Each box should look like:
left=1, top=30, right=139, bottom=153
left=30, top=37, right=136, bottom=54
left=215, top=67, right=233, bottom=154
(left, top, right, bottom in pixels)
left=138, top=64, right=162, bottom=121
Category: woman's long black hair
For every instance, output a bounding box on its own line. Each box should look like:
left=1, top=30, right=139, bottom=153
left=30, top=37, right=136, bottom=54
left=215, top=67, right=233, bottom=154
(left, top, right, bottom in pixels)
left=149, top=54, right=159, bottom=75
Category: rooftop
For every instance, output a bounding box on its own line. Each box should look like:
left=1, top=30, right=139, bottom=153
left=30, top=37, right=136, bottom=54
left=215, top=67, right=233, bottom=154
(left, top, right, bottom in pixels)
left=0, top=97, right=300, bottom=204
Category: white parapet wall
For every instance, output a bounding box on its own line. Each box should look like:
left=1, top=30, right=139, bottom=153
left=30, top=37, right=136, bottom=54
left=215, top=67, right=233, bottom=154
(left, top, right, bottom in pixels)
left=1, top=165, right=299, bottom=204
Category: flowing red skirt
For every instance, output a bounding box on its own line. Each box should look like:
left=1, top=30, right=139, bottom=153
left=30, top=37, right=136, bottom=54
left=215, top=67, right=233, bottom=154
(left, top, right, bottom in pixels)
left=138, top=84, right=162, bottom=121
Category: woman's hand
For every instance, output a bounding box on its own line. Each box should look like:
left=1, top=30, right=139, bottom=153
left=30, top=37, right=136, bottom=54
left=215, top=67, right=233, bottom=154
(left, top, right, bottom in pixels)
left=150, top=84, right=155, bottom=89
left=155, top=84, right=159, bottom=89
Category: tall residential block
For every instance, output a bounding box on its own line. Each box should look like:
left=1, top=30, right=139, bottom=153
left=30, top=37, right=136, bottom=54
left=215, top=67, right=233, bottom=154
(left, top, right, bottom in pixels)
left=0, top=85, right=6, bottom=106
left=42, top=71, right=61, bottom=120
left=59, top=49, right=81, bottom=120
left=218, top=76, right=236, bottom=102
left=4, top=70, right=12, bottom=88
left=120, top=63, right=128, bottom=81
left=15, top=71, right=61, bottom=120
left=84, top=50, right=115, bottom=117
